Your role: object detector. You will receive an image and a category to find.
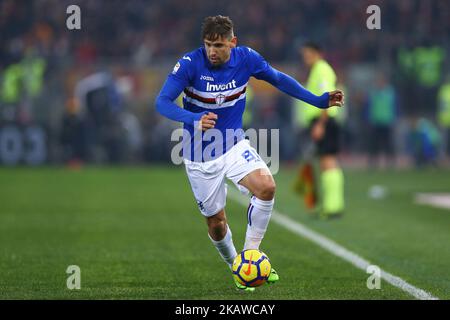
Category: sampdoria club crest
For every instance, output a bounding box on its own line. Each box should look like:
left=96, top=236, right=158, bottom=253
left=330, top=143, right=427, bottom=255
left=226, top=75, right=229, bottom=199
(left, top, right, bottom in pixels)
left=215, top=94, right=226, bottom=106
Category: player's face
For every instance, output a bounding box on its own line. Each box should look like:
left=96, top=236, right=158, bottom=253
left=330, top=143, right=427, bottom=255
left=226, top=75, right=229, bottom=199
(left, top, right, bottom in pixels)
left=204, top=36, right=237, bottom=66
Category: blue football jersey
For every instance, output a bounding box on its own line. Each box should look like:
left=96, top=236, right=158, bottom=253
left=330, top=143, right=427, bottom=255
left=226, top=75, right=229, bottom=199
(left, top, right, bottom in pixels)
left=168, top=46, right=271, bottom=162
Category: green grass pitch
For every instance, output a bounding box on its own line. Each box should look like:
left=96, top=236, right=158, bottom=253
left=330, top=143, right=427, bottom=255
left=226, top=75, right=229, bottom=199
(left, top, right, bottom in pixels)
left=0, top=166, right=449, bottom=299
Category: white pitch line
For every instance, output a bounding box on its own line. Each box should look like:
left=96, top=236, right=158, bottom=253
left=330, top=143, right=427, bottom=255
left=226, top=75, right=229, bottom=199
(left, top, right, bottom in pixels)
left=229, top=190, right=439, bottom=300
left=415, top=193, right=450, bottom=210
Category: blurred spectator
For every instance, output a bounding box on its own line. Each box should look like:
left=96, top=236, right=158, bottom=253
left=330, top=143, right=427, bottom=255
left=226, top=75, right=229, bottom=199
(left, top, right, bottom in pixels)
left=398, top=45, right=445, bottom=88
left=437, top=75, right=450, bottom=161
left=407, top=117, right=441, bottom=167
left=60, top=97, right=87, bottom=165
left=1, top=56, right=23, bottom=105
left=119, top=111, right=143, bottom=161
left=365, top=73, right=398, bottom=169
left=0, top=51, right=46, bottom=124
left=75, top=71, right=125, bottom=163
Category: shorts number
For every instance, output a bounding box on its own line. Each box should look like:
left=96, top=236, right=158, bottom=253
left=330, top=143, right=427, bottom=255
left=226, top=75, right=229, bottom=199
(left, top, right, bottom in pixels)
left=242, top=150, right=260, bottom=162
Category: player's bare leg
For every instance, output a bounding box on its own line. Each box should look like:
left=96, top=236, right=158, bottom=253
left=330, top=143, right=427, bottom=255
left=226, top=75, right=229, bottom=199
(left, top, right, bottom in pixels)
left=238, top=168, right=279, bottom=284
left=206, top=209, right=227, bottom=240
left=206, top=209, right=237, bottom=267
left=206, top=210, right=255, bottom=292
left=239, top=168, right=276, bottom=201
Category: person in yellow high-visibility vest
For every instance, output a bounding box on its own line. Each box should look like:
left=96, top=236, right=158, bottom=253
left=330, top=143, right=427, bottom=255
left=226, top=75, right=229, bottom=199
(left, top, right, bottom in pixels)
left=1, top=63, right=23, bottom=104
left=437, top=76, right=450, bottom=160
left=295, top=42, right=345, bottom=219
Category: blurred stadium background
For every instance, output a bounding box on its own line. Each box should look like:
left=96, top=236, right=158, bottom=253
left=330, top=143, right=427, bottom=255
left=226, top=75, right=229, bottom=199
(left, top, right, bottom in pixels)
left=1, top=0, right=449, bottom=166
left=1, top=0, right=450, bottom=300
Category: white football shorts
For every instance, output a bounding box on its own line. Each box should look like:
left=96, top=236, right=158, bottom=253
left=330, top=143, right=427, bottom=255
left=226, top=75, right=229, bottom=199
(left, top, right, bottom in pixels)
left=184, top=139, right=270, bottom=217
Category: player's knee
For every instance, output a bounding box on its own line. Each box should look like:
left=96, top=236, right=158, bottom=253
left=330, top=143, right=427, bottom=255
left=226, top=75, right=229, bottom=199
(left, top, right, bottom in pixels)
left=257, top=179, right=276, bottom=200
left=209, top=218, right=226, bottom=231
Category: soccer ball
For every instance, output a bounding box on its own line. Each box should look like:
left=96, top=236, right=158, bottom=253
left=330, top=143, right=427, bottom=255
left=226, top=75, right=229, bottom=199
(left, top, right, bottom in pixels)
left=232, top=249, right=271, bottom=287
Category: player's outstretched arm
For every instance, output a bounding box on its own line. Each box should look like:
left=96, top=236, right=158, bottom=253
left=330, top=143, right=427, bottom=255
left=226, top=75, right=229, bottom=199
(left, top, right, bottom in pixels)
left=256, top=66, right=344, bottom=108
left=247, top=48, right=343, bottom=108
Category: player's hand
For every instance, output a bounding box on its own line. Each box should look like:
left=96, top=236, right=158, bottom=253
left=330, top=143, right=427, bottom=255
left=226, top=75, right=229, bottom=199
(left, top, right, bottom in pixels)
left=328, top=90, right=344, bottom=107
left=198, top=112, right=218, bottom=131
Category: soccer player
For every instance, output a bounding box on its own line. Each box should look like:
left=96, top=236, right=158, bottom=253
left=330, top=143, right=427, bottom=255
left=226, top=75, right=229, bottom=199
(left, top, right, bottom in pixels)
left=295, top=42, right=345, bottom=219
left=155, top=16, right=344, bottom=291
